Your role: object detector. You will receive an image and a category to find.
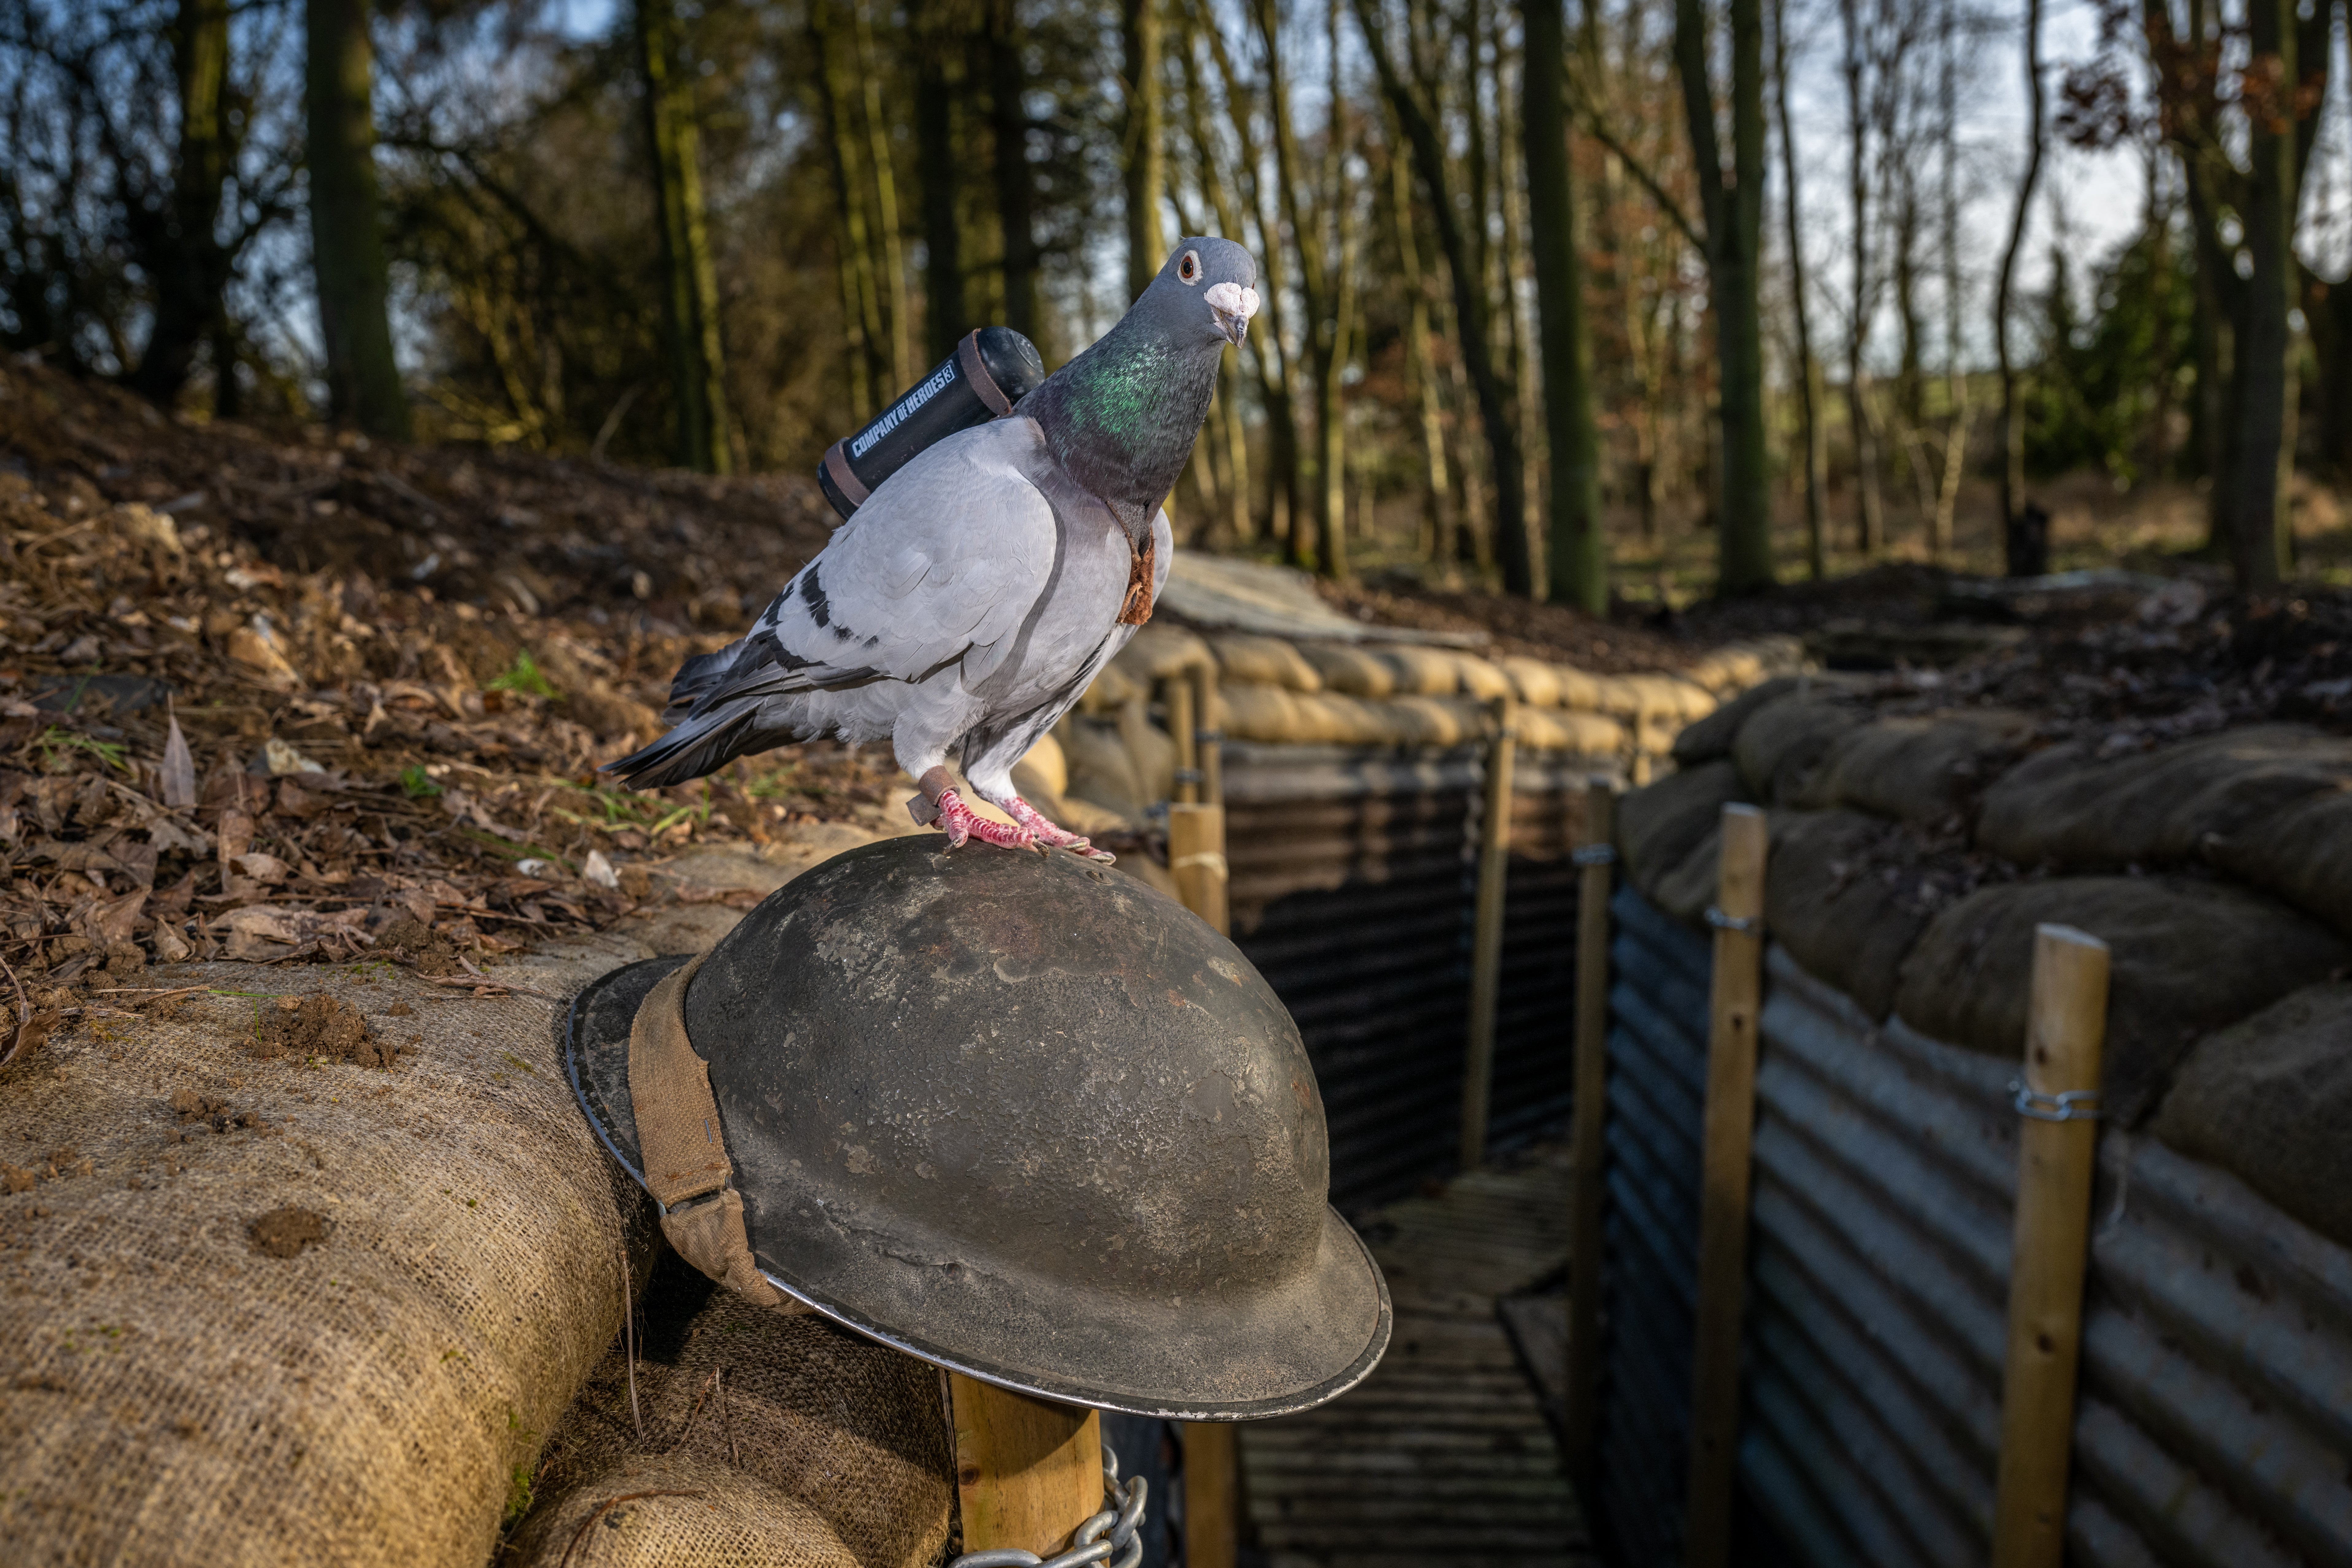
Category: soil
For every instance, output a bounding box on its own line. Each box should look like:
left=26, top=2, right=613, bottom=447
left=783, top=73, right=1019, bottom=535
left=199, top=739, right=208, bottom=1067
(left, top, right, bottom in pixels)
left=246, top=1206, right=331, bottom=1259
left=253, top=994, right=398, bottom=1069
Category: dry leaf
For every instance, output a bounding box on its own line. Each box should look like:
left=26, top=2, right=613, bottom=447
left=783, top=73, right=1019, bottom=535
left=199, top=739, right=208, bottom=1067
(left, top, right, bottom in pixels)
left=161, top=713, right=196, bottom=809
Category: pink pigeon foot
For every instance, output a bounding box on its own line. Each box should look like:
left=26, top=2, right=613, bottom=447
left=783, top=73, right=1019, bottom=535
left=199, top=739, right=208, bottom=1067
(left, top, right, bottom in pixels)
left=933, top=787, right=1037, bottom=851
left=1005, top=797, right=1116, bottom=863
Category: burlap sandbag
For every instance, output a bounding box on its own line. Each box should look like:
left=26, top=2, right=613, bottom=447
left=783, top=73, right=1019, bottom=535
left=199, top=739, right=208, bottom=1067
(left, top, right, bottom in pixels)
left=506, top=1452, right=857, bottom=1568
left=1515, top=706, right=1627, bottom=757
left=525, top=1249, right=953, bottom=1568
left=1892, top=877, right=2347, bottom=1122
left=1060, top=715, right=1149, bottom=818
left=1615, top=760, right=1746, bottom=912
left=0, top=957, right=647, bottom=1567
left=2152, top=982, right=2352, bottom=1251
left=1300, top=642, right=1396, bottom=697
left=1207, top=633, right=1323, bottom=692
left=1497, top=655, right=1563, bottom=708
left=1731, top=686, right=1873, bottom=803
left=1374, top=645, right=1463, bottom=696
left=1796, top=709, right=2036, bottom=826
left=2207, top=785, right=2352, bottom=938
left=1766, top=810, right=1948, bottom=1019
left=1670, top=675, right=1802, bottom=767
left=1974, top=724, right=2352, bottom=870
left=1450, top=653, right=1514, bottom=700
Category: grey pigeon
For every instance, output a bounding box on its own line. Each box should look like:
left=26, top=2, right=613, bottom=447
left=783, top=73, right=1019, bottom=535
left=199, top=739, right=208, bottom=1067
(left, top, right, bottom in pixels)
left=606, top=238, right=1260, bottom=859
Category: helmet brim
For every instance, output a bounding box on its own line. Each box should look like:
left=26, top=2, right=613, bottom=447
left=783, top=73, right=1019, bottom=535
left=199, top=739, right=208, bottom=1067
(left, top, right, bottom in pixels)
left=566, top=955, right=1392, bottom=1420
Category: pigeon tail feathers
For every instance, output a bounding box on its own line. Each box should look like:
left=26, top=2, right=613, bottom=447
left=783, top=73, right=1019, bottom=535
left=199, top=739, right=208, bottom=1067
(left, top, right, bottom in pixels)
left=605, top=704, right=764, bottom=790
left=662, top=639, right=746, bottom=722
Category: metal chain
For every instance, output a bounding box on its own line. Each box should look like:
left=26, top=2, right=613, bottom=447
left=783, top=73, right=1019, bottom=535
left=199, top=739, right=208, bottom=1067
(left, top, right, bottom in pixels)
left=950, top=1443, right=1149, bottom=1568
left=2010, top=1078, right=2102, bottom=1123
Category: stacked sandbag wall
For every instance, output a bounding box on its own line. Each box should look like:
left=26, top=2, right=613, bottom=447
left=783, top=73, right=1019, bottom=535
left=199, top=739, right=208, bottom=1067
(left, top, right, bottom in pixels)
left=1076, top=626, right=1800, bottom=1211
left=1590, top=681, right=2352, bottom=1567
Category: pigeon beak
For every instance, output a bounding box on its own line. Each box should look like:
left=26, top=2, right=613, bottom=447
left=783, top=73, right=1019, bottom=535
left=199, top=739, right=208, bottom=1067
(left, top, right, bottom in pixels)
left=1206, top=282, right=1259, bottom=346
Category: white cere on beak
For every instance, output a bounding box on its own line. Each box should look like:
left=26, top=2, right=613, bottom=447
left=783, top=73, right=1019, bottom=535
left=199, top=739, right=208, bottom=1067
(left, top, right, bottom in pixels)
left=1205, top=281, right=1261, bottom=346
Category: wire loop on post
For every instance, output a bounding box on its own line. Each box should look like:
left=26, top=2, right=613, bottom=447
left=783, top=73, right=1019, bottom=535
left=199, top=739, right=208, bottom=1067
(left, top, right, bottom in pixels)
left=2010, top=1079, right=2102, bottom=1123
left=1704, top=906, right=1760, bottom=935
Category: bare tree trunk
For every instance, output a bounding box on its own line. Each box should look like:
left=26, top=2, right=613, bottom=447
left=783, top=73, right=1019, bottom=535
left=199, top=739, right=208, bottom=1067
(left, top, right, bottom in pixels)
left=1318, top=0, right=1354, bottom=580
left=1201, top=5, right=1304, bottom=556
left=1261, top=0, right=1340, bottom=574
left=1122, top=0, right=1167, bottom=300
left=851, top=1, right=912, bottom=390
left=984, top=0, right=1038, bottom=341
left=915, top=13, right=966, bottom=361
left=814, top=4, right=883, bottom=419
left=2222, top=0, right=2299, bottom=589
left=133, top=0, right=234, bottom=407
left=1994, top=0, right=2044, bottom=574
left=1931, top=0, right=1965, bottom=556
left=1674, top=0, right=1772, bottom=593
left=1770, top=0, right=1825, bottom=578
left=1493, top=11, right=1543, bottom=588
left=1358, top=0, right=1533, bottom=595
left=1523, top=0, right=1605, bottom=609
left=306, top=0, right=408, bottom=440
left=637, top=0, right=731, bottom=472
left=1174, top=21, right=1258, bottom=542
left=1386, top=119, right=1458, bottom=573
left=1837, top=0, right=1881, bottom=554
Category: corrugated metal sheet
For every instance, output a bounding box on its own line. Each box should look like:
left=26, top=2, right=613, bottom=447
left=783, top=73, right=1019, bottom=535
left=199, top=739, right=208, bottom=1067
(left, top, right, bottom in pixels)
left=1221, top=742, right=1616, bottom=1213
left=1595, top=885, right=2352, bottom=1568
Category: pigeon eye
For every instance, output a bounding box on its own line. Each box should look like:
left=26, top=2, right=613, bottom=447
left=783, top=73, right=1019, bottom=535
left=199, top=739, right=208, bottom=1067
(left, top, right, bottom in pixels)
left=1178, top=250, right=1200, bottom=285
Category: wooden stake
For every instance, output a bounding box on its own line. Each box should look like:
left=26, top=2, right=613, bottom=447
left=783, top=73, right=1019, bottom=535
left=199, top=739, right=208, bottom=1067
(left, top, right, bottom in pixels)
left=1460, top=696, right=1518, bottom=1171
left=1168, top=675, right=1200, bottom=805
left=1168, top=802, right=1230, bottom=937
left=1684, top=803, right=1769, bottom=1568
left=1193, top=666, right=1223, bottom=807
left=1562, top=778, right=1616, bottom=1493
left=949, top=1373, right=1104, bottom=1557
left=1991, top=924, right=2111, bottom=1568
left=1183, top=1422, right=1239, bottom=1568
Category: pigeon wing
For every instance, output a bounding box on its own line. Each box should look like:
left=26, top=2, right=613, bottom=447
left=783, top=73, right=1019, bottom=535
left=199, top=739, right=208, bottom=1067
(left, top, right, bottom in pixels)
left=683, top=422, right=1060, bottom=714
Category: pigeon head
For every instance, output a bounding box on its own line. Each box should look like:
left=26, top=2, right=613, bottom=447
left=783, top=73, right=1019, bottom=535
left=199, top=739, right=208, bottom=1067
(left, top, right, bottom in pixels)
left=1026, top=237, right=1261, bottom=525
left=1137, top=237, right=1261, bottom=347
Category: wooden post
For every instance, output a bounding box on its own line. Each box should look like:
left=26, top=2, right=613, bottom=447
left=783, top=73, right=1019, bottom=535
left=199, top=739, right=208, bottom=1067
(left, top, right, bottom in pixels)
left=949, top=1373, right=1104, bottom=1557
left=1684, top=803, right=1769, bottom=1568
left=1168, top=802, right=1229, bottom=937
left=1991, top=924, right=2111, bottom=1568
left=1168, top=674, right=1200, bottom=805
left=1183, top=1422, right=1239, bottom=1568
left=1460, top=695, right=1518, bottom=1171
left=1192, top=666, right=1223, bottom=807
left=1562, top=777, right=1616, bottom=1493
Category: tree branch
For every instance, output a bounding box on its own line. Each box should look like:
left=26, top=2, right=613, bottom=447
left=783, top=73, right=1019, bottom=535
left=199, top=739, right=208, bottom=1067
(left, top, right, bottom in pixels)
left=1569, top=102, right=1703, bottom=251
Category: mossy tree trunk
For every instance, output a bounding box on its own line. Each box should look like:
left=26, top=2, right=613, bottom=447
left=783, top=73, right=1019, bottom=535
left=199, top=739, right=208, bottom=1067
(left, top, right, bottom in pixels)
left=1521, top=0, right=1603, bottom=610
left=305, top=0, right=408, bottom=440
left=636, top=0, right=731, bottom=473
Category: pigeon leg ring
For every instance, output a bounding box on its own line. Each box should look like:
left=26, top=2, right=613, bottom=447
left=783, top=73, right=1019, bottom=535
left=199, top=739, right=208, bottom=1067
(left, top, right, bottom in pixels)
left=1005, top=798, right=1116, bottom=863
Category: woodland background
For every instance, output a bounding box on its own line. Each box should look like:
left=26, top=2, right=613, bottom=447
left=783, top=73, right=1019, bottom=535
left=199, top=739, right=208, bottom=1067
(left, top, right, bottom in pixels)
left=0, top=0, right=2348, bottom=612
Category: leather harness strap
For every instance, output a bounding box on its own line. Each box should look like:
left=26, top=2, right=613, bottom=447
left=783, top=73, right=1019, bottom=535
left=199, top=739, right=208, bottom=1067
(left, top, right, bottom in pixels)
left=958, top=329, right=1014, bottom=416
left=625, top=954, right=804, bottom=1312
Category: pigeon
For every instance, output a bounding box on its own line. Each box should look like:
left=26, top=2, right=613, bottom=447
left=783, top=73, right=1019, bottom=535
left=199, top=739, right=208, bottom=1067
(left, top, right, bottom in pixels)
left=605, top=238, right=1261, bottom=860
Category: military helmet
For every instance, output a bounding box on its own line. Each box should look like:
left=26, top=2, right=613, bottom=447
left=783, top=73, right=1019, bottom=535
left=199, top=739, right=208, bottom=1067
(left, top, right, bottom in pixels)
left=565, top=835, right=1391, bottom=1419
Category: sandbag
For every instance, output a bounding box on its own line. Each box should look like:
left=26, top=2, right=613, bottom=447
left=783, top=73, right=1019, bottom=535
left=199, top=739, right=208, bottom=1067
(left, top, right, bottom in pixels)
left=1974, top=724, right=2352, bottom=870
left=1615, top=759, right=1746, bottom=912
left=0, top=957, right=646, bottom=1567
left=1516, top=706, right=1626, bottom=756
left=1075, top=662, right=1142, bottom=715
left=1892, top=877, right=2347, bottom=1122
left=1552, top=665, right=1606, bottom=713
left=1451, top=653, right=1514, bottom=701
left=2207, top=785, right=2352, bottom=938
left=1374, top=645, right=1463, bottom=696
left=1497, top=655, right=1563, bottom=708
left=1207, top=633, right=1323, bottom=693
left=1730, top=686, right=1873, bottom=803
left=1798, top=709, right=2036, bottom=826
left=1765, top=810, right=1949, bottom=1019
left=2152, top=981, right=2352, bottom=1251
left=506, top=1453, right=858, bottom=1568
left=1109, top=624, right=1212, bottom=682
left=1300, top=642, right=1396, bottom=697
left=523, top=1252, right=953, bottom=1568
left=1670, top=675, right=1804, bottom=767
left=1060, top=716, right=1148, bottom=818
